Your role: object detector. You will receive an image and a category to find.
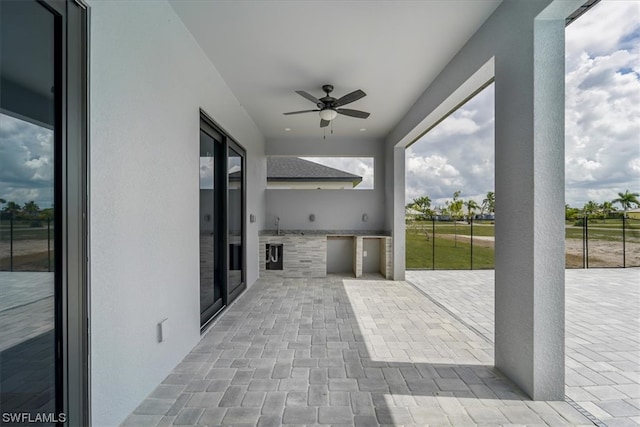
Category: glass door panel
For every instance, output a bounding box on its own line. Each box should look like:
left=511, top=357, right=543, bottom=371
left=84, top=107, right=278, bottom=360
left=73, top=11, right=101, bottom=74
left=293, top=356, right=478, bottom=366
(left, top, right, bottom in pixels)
left=227, top=146, right=244, bottom=297
left=0, top=0, right=60, bottom=422
left=199, top=129, right=223, bottom=325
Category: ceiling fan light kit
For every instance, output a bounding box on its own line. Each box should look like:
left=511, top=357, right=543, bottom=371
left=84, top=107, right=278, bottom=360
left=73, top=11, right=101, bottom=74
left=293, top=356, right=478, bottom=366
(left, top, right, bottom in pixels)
left=319, top=109, right=338, bottom=121
left=284, top=84, right=370, bottom=131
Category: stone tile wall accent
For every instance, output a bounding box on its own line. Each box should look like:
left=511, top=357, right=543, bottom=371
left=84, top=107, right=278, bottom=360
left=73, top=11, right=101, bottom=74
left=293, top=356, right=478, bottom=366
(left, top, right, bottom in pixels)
left=353, top=237, right=363, bottom=278
left=259, top=235, right=326, bottom=278
left=380, top=237, right=393, bottom=279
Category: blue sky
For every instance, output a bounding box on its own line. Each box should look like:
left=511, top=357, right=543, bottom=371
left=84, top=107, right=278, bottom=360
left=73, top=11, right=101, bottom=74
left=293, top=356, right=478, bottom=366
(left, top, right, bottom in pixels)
left=406, top=0, right=640, bottom=209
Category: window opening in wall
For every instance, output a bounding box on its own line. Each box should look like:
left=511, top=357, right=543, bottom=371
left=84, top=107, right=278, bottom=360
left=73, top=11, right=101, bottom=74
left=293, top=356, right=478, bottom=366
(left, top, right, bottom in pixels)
left=266, top=156, right=374, bottom=190
left=405, top=82, right=495, bottom=271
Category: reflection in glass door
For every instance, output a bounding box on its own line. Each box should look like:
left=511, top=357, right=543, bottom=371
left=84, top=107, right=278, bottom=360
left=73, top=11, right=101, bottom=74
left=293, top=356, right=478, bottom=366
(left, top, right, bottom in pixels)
left=227, top=146, right=244, bottom=299
left=0, top=0, right=60, bottom=422
left=199, top=127, right=224, bottom=325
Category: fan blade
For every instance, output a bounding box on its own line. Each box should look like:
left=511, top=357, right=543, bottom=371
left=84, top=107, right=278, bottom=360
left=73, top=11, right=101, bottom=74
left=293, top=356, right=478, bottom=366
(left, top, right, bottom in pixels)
left=320, top=119, right=330, bottom=128
left=283, top=109, right=319, bottom=115
left=337, top=108, right=370, bottom=119
left=296, top=90, right=323, bottom=106
left=335, top=89, right=366, bottom=107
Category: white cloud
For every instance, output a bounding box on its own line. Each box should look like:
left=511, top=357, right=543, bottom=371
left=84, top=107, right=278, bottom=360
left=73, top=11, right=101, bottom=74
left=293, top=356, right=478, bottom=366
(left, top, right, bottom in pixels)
left=405, top=83, right=495, bottom=206
left=301, top=157, right=374, bottom=189
left=564, top=0, right=640, bottom=206
left=405, top=0, right=640, bottom=209
left=407, top=155, right=460, bottom=178
left=427, top=114, right=480, bottom=138
left=0, top=113, right=54, bottom=207
left=565, top=1, right=639, bottom=59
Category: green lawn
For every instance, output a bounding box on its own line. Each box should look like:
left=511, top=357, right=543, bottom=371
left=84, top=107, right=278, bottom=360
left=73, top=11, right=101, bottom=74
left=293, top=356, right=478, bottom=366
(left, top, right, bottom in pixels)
left=407, top=220, right=639, bottom=269
left=0, top=226, right=52, bottom=241
left=406, top=230, right=494, bottom=269
left=567, top=218, right=640, bottom=228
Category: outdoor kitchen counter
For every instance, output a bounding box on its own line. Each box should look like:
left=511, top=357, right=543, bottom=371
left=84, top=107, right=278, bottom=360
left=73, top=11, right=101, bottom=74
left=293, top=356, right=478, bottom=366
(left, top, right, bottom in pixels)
left=259, top=231, right=392, bottom=278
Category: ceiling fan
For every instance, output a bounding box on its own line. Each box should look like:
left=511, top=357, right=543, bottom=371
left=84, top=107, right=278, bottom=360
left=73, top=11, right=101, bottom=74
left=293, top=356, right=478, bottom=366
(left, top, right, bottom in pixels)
left=284, top=84, right=370, bottom=128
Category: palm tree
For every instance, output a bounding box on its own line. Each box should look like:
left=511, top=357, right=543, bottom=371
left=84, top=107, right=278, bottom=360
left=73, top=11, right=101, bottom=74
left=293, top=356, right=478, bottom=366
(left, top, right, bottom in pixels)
left=2, top=201, right=21, bottom=216
left=612, top=190, right=640, bottom=218
left=599, top=201, right=615, bottom=224
left=583, top=200, right=599, bottom=220
left=411, top=196, right=433, bottom=220
left=565, top=204, right=579, bottom=221
left=446, top=191, right=464, bottom=247
left=23, top=201, right=40, bottom=218
left=481, top=191, right=495, bottom=216
left=464, top=200, right=479, bottom=223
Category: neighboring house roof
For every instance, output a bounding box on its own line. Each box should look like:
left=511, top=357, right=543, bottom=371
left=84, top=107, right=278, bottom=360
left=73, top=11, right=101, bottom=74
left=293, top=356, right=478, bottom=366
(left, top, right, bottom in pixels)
left=267, top=157, right=362, bottom=184
left=405, top=207, right=422, bottom=216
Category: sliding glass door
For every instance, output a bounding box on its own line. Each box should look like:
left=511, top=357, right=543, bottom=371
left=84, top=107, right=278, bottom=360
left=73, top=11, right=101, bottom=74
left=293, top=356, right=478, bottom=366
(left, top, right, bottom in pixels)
left=1, top=0, right=88, bottom=424
left=199, top=116, right=245, bottom=328
left=0, top=1, right=60, bottom=423
left=199, top=125, right=224, bottom=325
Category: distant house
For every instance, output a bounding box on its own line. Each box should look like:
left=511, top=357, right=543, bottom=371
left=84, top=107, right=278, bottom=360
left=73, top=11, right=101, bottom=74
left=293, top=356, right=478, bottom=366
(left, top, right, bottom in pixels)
left=474, top=213, right=495, bottom=220
left=405, top=207, right=422, bottom=221
left=267, top=157, right=363, bottom=189
left=627, top=208, right=640, bottom=220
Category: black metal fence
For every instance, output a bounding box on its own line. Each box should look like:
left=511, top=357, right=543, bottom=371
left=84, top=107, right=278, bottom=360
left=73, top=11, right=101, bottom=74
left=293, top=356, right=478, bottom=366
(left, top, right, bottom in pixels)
left=406, top=218, right=495, bottom=270
left=0, top=215, right=54, bottom=272
left=568, top=216, right=640, bottom=269
left=406, top=216, right=640, bottom=270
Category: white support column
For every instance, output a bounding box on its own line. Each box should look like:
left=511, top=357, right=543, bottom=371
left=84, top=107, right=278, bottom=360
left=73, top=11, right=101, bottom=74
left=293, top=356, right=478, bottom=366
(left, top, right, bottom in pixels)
left=392, top=146, right=406, bottom=281
left=494, top=11, right=567, bottom=400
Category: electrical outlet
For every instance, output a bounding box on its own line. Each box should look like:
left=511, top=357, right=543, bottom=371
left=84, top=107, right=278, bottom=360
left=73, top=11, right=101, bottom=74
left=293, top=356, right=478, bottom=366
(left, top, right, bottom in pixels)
left=157, top=318, right=168, bottom=343
left=363, top=251, right=368, bottom=257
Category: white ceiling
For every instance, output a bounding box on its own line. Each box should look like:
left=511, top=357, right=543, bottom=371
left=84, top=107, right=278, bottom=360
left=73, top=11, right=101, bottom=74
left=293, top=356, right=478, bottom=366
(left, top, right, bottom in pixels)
left=169, top=0, right=502, bottom=141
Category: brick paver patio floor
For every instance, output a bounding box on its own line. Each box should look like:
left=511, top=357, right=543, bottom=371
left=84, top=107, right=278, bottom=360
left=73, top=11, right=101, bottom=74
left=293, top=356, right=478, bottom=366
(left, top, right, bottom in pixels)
left=120, top=273, right=617, bottom=426
left=408, top=268, right=640, bottom=427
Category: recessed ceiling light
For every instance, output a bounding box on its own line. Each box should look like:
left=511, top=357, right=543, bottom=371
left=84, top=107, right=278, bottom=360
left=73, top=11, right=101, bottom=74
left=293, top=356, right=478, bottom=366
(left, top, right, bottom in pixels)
left=360, top=128, right=366, bottom=132
left=285, top=128, right=291, bottom=131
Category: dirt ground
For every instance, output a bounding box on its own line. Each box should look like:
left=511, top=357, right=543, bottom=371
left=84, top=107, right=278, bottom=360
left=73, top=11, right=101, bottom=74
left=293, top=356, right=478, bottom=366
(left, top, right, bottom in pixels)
left=565, top=238, right=640, bottom=268
left=0, top=240, right=50, bottom=258
left=433, top=233, right=640, bottom=268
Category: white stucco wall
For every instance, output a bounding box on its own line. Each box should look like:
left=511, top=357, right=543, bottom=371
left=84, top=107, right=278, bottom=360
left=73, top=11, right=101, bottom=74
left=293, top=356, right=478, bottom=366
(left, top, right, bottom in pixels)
left=266, top=137, right=386, bottom=231
left=89, top=2, right=265, bottom=425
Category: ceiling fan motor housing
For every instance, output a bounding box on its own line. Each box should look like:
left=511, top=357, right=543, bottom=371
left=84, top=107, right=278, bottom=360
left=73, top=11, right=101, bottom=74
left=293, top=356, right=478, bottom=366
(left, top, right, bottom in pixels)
left=319, top=85, right=337, bottom=108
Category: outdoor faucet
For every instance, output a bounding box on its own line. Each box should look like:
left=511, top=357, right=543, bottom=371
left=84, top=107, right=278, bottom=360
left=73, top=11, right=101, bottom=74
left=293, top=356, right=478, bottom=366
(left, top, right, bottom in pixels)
left=275, top=216, right=280, bottom=235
